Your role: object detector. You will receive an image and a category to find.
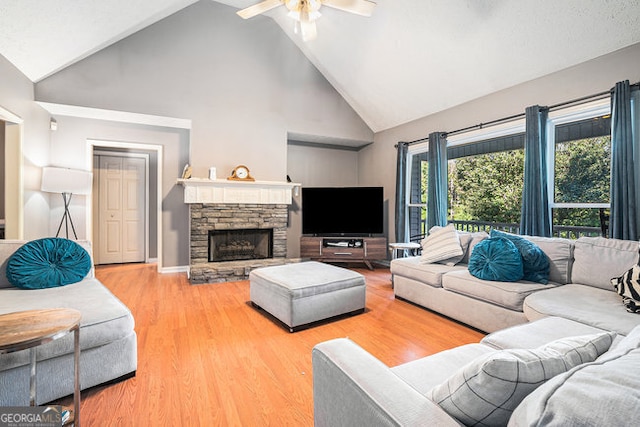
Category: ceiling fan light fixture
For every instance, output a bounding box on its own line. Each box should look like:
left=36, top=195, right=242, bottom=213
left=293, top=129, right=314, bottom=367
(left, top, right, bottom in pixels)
left=238, top=0, right=376, bottom=41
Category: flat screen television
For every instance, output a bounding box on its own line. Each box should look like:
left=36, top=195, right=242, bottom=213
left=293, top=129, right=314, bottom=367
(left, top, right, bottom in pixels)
left=302, top=187, right=384, bottom=236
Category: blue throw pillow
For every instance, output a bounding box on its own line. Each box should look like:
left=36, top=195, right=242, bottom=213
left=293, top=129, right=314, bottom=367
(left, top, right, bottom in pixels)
left=6, top=238, right=92, bottom=289
left=490, top=229, right=550, bottom=284
left=468, top=237, right=524, bottom=282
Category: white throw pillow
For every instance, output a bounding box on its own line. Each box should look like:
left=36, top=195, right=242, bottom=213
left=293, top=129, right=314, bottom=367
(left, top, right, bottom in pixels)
left=427, top=332, right=615, bottom=426
left=420, top=224, right=463, bottom=265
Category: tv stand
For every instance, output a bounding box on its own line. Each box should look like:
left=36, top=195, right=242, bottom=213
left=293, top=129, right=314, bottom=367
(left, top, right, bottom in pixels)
left=300, top=236, right=387, bottom=270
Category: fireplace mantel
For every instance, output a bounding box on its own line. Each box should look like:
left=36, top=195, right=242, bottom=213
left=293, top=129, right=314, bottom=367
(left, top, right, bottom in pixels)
left=177, top=178, right=300, bottom=205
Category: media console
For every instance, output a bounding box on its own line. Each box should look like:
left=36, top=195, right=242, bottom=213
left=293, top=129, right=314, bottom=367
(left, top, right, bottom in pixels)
left=300, top=236, right=387, bottom=270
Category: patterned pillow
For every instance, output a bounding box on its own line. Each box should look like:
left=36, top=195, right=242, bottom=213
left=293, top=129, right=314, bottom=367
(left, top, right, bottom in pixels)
left=426, top=225, right=472, bottom=266
left=490, top=229, right=550, bottom=284
left=468, top=237, right=524, bottom=282
left=420, top=224, right=463, bottom=265
left=427, top=332, right=615, bottom=426
left=611, top=264, right=640, bottom=313
left=6, top=238, right=92, bottom=289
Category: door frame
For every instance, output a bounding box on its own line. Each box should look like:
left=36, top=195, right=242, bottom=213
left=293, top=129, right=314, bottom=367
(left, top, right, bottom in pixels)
left=93, top=150, right=150, bottom=264
left=86, top=139, right=163, bottom=271
left=0, top=106, right=24, bottom=240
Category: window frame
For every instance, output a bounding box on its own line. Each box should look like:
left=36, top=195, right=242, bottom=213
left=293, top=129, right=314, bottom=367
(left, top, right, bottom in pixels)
left=546, top=98, right=611, bottom=211
left=404, top=119, right=526, bottom=238
left=406, top=144, right=428, bottom=238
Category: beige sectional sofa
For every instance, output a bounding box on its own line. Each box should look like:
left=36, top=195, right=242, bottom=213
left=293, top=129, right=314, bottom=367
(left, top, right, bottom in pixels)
left=391, top=234, right=639, bottom=334
left=312, top=235, right=640, bottom=426
left=0, top=240, right=137, bottom=405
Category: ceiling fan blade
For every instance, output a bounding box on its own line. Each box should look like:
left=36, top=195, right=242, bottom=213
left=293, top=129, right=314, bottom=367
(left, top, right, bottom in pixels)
left=237, top=0, right=283, bottom=19
left=301, top=20, right=317, bottom=42
left=321, top=0, right=376, bottom=17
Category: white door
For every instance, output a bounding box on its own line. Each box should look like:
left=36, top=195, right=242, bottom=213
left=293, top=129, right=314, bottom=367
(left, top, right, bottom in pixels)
left=97, top=155, right=146, bottom=264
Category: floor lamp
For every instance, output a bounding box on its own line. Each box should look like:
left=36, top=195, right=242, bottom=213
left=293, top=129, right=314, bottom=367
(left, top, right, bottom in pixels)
left=41, top=167, right=93, bottom=240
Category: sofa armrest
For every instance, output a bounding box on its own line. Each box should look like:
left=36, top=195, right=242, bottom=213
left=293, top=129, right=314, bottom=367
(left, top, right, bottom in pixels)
left=312, top=338, right=461, bottom=427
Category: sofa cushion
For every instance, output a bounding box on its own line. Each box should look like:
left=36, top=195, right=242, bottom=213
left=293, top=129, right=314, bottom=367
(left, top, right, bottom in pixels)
left=611, top=263, right=640, bottom=313
left=468, top=237, right=524, bottom=282
left=420, top=224, right=464, bottom=265
left=427, top=332, right=615, bottom=427
left=390, top=257, right=466, bottom=288
left=509, top=326, right=640, bottom=427
left=391, top=343, right=497, bottom=394
left=524, top=284, right=640, bottom=335
left=0, top=278, right=134, bottom=370
left=490, top=230, right=550, bottom=284
left=572, top=236, right=638, bottom=290
left=426, top=228, right=489, bottom=266
left=481, top=316, right=612, bottom=350
left=523, top=235, right=574, bottom=285
left=443, top=269, right=553, bottom=311
left=460, top=230, right=489, bottom=264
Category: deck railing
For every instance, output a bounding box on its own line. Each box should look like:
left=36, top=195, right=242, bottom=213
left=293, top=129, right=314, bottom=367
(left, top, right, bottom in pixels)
left=412, top=219, right=602, bottom=240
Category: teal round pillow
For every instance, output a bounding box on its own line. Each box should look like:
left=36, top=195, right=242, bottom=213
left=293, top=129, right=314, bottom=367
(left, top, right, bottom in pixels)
left=6, top=238, right=92, bottom=289
left=468, top=237, right=524, bottom=282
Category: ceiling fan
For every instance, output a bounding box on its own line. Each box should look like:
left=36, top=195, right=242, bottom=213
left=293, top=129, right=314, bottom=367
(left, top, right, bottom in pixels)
left=237, top=0, right=377, bottom=42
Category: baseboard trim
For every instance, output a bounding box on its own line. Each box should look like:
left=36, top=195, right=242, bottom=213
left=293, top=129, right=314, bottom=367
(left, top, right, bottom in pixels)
left=159, top=265, right=189, bottom=274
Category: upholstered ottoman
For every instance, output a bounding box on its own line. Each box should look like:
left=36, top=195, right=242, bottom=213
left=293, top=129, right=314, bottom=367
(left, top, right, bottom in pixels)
left=249, top=261, right=366, bottom=332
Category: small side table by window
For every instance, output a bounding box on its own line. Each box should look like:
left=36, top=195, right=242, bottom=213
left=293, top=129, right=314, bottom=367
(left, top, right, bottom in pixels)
left=0, top=308, right=81, bottom=426
left=389, top=242, right=421, bottom=259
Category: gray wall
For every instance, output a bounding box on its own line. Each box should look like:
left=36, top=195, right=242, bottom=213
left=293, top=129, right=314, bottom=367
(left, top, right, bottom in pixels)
left=286, top=142, right=359, bottom=257
left=49, top=115, right=189, bottom=268
left=358, top=43, right=640, bottom=243
left=34, top=0, right=372, bottom=267
left=34, top=0, right=373, bottom=180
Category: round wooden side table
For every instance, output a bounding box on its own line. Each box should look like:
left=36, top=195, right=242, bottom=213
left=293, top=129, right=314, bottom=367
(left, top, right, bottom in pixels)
left=0, top=308, right=82, bottom=426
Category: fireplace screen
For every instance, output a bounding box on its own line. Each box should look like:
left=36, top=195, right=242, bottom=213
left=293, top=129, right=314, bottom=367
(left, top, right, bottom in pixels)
left=208, top=229, right=273, bottom=262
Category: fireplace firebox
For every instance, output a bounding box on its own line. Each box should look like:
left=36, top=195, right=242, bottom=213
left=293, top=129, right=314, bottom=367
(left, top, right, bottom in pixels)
left=208, top=229, right=273, bottom=262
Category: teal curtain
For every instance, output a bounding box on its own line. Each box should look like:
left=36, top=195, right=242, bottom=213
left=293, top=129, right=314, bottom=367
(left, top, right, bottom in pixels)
left=395, top=142, right=409, bottom=243
left=609, top=80, right=638, bottom=240
left=520, top=105, right=551, bottom=237
left=426, top=132, right=448, bottom=231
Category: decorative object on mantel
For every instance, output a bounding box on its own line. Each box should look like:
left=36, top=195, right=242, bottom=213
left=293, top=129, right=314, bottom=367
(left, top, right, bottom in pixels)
left=181, top=164, right=192, bottom=179
left=209, top=167, right=217, bottom=180
left=228, top=165, right=255, bottom=182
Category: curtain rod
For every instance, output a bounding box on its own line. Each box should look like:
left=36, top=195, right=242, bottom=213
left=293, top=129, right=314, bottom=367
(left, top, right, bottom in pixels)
left=398, top=81, right=640, bottom=147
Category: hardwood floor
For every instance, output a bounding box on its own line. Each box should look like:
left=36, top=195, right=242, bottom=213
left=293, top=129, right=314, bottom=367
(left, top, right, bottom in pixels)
left=65, top=263, right=484, bottom=426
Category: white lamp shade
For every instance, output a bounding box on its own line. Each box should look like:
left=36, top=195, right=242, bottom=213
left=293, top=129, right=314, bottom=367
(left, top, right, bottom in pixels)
left=41, top=167, right=93, bottom=195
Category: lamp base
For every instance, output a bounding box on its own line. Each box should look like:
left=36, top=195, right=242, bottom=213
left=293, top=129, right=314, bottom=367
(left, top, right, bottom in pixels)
left=55, top=193, right=78, bottom=240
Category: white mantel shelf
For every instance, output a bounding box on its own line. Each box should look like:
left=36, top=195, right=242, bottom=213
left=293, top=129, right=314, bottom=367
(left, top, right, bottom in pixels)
left=177, top=178, right=300, bottom=205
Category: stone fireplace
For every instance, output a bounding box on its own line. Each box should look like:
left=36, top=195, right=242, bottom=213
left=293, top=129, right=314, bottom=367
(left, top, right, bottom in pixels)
left=179, top=178, right=300, bottom=284
left=209, top=228, right=273, bottom=262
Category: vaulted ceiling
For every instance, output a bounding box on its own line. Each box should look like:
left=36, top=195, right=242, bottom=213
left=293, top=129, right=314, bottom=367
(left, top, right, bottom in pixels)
left=1, top=0, right=639, bottom=132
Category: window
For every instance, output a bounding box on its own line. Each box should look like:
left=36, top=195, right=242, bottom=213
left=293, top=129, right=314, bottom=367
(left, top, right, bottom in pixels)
left=547, top=99, right=611, bottom=238
left=407, top=150, right=428, bottom=239
left=447, top=121, right=526, bottom=233
left=448, top=136, right=524, bottom=227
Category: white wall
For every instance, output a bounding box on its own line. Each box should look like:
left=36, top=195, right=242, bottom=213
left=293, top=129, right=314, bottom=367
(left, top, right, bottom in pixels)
left=358, top=43, right=640, bottom=243
left=286, top=143, right=359, bottom=257
left=0, top=54, right=51, bottom=240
